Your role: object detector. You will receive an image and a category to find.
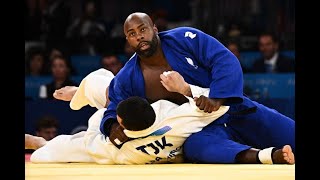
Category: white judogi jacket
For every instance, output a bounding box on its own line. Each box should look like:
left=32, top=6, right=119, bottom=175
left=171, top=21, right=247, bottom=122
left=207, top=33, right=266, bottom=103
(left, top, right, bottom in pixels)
left=30, top=70, right=229, bottom=164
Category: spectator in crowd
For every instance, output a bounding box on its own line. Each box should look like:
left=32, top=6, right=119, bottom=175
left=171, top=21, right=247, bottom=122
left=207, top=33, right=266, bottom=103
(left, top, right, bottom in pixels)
left=227, top=23, right=241, bottom=38
left=48, top=47, right=63, bottom=61
left=251, top=32, right=294, bottom=73
left=41, top=0, right=71, bottom=49
left=35, top=115, right=60, bottom=141
left=39, top=56, right=78, bottom=99
left=100, top=53, right=123, bottom=75
left=225, top=41, right=250, bottom=73
left=25, top=47, right=48, bottom=76
left=66, top=0, right=107, bottom=55
left=25, top=114, right=59, bottom=151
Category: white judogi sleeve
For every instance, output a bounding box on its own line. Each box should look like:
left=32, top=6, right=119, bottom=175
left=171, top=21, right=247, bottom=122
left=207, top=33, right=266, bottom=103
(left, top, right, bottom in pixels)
left=30, top=131, right=95, bottom=163
left=70, top=68, right=114, bottom=110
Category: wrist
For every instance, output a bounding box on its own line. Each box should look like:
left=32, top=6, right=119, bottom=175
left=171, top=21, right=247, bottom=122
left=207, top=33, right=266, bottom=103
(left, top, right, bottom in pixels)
left=103, top=118, right=117, bottom=136
left=181, top=83, right=192, bottom=96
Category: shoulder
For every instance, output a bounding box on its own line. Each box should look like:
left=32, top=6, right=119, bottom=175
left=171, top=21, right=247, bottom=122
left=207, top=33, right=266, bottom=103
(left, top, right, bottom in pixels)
left=163, top=27, right=204, bottom=33
left=159, top=27, right=211, bottom=51
left=159, top=27, right=206, bottom=39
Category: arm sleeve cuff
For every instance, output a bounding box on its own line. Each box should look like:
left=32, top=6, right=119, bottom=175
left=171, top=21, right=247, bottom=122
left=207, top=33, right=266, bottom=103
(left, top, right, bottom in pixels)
left=100, top=117, right=116, bottom=136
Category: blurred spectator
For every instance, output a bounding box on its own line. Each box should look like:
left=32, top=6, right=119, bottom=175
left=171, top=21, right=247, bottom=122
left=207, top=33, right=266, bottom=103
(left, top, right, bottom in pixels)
left=66, top=0, right=107, bottom=55
left=226, top=22, right=242, bottom=42
left=226, top=41, right=250, bottom=73
left=41, top=0, right=71, bottom=49
left=46, top=44, right=71, bottom=62
left=251, top=32, right=294, bottom=73
left=39, top=56, right=78, bottom=99
left=25, top=47, right=48, bottom=76
left=228, top=23, right=241, bottom=38
left=48, top=48, right=63, bottom=61
left=25, top=114, right=59, bottom=154
left=100, top=53, right=123, bottom=75
left=35, top=115, right=59, bottom=141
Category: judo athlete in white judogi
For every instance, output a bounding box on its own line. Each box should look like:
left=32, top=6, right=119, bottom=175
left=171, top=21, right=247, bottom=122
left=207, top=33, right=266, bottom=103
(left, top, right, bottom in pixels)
left=29, top=69, right=230, bottom=164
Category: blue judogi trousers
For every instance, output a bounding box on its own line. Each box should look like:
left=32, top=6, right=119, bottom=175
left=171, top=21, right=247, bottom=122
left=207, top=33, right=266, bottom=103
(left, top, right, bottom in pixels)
left=183, top=97, right=295, bottom=163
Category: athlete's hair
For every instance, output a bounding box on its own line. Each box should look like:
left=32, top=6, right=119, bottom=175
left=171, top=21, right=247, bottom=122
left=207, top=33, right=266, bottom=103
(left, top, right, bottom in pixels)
left=116, top=96, right=155, bottom=131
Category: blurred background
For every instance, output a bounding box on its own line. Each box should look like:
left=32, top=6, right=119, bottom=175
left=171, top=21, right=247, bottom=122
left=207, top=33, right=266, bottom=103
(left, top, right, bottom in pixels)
left=25, top=0, right=295, bottom=138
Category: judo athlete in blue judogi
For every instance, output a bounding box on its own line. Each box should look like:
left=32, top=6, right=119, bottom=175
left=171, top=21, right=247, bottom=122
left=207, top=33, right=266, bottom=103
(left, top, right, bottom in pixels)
left=100, top=12, right=295, bottom=164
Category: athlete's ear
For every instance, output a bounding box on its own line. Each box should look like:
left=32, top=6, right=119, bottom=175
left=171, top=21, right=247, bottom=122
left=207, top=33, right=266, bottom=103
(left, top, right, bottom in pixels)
left=153, top=24, right=158, bottom=34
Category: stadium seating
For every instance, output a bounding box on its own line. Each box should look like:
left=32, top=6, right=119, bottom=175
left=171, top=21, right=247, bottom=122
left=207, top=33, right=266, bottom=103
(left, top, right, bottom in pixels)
left=240, top=50, right=295, bottom=70
left=25, top=76, right=84, bottom=100
left=70, top=55, right=102, bottom=76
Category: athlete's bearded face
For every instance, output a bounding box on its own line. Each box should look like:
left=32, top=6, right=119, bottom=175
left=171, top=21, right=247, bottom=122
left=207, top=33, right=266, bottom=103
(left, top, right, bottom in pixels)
left=124, top=14, right=159, bottom=58
left=133, top=32, right=158, bottom=58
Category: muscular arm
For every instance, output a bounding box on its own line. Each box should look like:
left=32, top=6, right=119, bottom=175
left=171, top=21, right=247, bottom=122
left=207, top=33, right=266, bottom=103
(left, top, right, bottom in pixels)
left=160, top=70, right=226, bottom=113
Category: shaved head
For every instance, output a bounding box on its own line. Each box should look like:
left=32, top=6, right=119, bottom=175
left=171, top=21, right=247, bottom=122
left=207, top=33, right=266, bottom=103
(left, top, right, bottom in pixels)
left=123, top=12, right=154, bottom=35
left=123, top=12, right=160, bottom=58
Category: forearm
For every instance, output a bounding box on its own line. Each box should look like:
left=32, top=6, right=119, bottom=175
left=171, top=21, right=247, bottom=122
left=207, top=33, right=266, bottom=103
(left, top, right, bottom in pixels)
left=101, top=117, right=117, bottom=137
left=99, top=101, right=118, bottom=136
left=179, top=83, right=192, bottom=97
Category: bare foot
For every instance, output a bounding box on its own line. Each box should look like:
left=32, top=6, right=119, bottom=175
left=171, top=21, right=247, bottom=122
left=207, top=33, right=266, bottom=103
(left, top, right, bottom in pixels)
left=272, top=145, right=295, bottom=164
left=53, top=86, right=78, bottom=101
left=25, top=134, right=47, bottom=150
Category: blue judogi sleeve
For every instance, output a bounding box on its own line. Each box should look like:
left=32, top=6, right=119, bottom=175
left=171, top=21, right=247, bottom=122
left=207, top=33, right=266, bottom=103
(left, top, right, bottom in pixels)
left=193, top=29, right=243, bottom=102
left=99, top=78, right=124, bottom=136
left=162, top=27, right=244, bottom=104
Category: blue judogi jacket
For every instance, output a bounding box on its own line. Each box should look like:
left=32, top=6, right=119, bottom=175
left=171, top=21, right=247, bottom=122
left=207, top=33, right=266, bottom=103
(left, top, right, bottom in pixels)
left=100, top=27, right=256, bottom=136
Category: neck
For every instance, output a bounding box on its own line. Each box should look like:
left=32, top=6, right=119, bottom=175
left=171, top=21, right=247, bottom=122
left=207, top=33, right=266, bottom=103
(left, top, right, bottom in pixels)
left=139, top=42, right=168, bottom=67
